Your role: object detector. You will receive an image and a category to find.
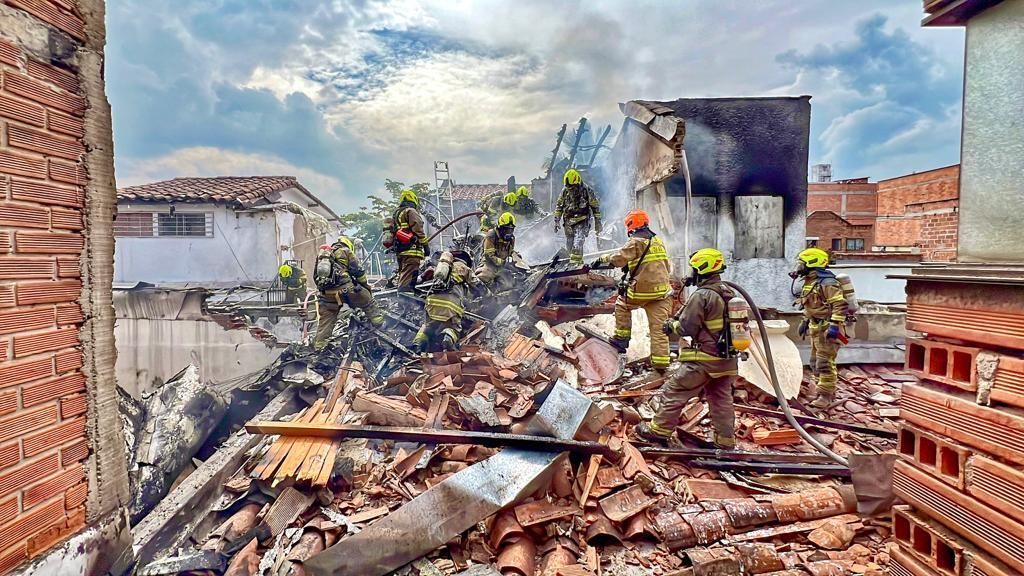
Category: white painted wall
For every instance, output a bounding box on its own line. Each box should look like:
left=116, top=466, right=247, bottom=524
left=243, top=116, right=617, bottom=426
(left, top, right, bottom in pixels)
left=114, top=204, right=281, bottom=285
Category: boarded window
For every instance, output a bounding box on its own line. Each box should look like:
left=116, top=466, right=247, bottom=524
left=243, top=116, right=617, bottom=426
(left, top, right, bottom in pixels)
left=157, top=213, right=213, bottom=237
left=734, top=196, right=783, bottom=259
left=113, top=212, right=155, bottom=237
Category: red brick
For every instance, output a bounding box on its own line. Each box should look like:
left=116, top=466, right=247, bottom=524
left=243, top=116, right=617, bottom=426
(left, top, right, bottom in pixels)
left=13, top=231, right=83, bottom=254
left=45, top=109, right=83, bottom=138
left=58, top=439, right=86, bottom=465
left=0, top=202, right=49, bottom=229
left=0, top=497, right=16, bottom=524
left=12, top=327, right=78, bottom=357
left=2, top=72, right=84, bottom=116
left=0, top=93, right=46, bottom=127
left=0, top=150, right=48, bottom=180
left=0, top=306, right=55, bottom=335
left=0, top=404, right=56, bottom=444
left=0, top=499, right=64, bottom=553
left=54, top=304, right=80, bottom=325
left=10, top=178, right=82, bottom=208
left=22, top=416, right=84, bottom=456
left=49, top=207, right=81, bottom=230
left=25, top=60, right=78, bottom=95
left=0, top=37, right=21, bottom=67
left=55, top=256, right=78, bottom=278
left=21, top=372, right=84, bottom=407
left=0, top=257, right=55, bottom=280
left=7, top=124, right=84, bottom=161
left=23, top=463, right=82, bottom=509
left=0, top=443, right=18, bottom=471
left=0, top=285, right=13, bottom=308
left=53, top=350, right=79, bottom=374
left=0, top=356, right=52, bottom=388
left=15, top=279, right=80, bottom=305
left=58, top=393, right=84, bottom=419
left=46, top=159, right=85, bottom=186
left=4, top=0, right=86, bottom=41
left=0, top=391, right=15, bottom=417
left=0, top=453, right=58, bottom=499
left=0, top=543, right=27, bottom=576
left=63, top=481, right=86, bottom=509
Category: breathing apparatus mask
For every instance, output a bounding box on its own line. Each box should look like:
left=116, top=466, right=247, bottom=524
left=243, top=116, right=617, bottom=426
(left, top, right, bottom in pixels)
left=498, top=224, right=515, bottom=241
left=788, top=260, right=809, bottom=280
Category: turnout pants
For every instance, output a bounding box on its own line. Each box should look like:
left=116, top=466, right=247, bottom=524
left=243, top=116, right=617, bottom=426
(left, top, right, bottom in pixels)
left=652, top=359, right=737, bottom=439
left=808, top=319, right=843, bottom=392
left=413, top=318, right=461, bottom=351
left=613, top=296, right=672, bottom=369
left=314, top=286, right=380, bottom=351
left=396, top=255, right=422, bottom=291
left=563, top=220, right=591, bottom=264
left=476, top=263, right=512, bottom=292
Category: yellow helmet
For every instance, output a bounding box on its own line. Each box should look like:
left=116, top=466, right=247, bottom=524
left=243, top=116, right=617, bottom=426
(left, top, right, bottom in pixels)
left=798, top=247, right=830, bottom=269
left=564, top=169, right=582, bottom=186
left=400, top=189, right=419, bottom=206
left=338, top=236, right=355, bottom=252
left=502, top=192, right=518, bottom=207
left=497, top=212, right=516, bottom=227
left=516, top=185, right=529, bottom=198
left=689, top=248, right=726, bottom=275
left=278, top=264, right=293, bottom=278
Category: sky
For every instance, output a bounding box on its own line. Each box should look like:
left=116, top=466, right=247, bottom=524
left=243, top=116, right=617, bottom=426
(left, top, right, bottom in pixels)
left=106, top=0, right=966, bottom=211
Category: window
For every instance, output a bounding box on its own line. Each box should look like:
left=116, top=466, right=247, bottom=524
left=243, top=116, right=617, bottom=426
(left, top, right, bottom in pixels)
left=158, top=213, right=213, bottom=237
left=113, top=211, right=213, bottom=237
left=831, top=238, right=842, bottom=251
left=806, top=238, right=818, bottom=248
left=846, top=238, right=865, bottom=251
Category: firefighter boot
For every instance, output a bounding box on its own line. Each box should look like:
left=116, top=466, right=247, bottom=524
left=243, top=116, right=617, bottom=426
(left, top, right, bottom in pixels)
left=714, top=433, right=737, bottom=450
left=635, top=422, right=674, bottom=444
left=809, top=389, right=835, bottom=410
left=608, top=336, right=629, bottom=354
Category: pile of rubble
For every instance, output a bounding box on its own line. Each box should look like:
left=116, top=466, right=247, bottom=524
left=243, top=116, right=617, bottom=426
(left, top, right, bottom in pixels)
left=134, top=319, right=909, bottom=576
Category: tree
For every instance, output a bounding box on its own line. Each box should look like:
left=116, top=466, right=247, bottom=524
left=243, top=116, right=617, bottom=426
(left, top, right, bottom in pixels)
left=337, top=179, right=431, bottom=250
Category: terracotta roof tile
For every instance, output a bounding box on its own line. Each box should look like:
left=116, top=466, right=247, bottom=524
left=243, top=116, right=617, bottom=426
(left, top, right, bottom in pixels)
left=450, top=184, right=530, bottom=201
left=117, top=176, right=300, bottom=206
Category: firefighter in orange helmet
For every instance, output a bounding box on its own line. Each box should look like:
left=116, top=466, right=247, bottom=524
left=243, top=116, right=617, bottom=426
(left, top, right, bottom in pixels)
left=592, top=210, right=672, bottom=370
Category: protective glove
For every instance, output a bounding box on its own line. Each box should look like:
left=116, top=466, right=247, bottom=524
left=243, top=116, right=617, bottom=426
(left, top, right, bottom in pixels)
left=826, top=323, right=841, bottom=341
left=797, top=319, right=809, bottom=339
left=553, top=221, right=561, bottom=233
left=589, top=257, right=606, bottom=269
left=662, top=319, right=680, bottom=335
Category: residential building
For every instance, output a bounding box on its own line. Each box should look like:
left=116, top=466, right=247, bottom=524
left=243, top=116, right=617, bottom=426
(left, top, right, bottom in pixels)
left=114, top=176, right=341, bottom=286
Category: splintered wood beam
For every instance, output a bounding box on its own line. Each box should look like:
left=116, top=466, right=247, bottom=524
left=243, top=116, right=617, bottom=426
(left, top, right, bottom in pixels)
left=244, top=422, right=614, bottom=456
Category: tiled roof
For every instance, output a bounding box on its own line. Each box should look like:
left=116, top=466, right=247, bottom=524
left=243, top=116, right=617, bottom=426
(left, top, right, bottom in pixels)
left=450, top=183, right=530, bottom=201
left=117, top=176, right=301, bottom=205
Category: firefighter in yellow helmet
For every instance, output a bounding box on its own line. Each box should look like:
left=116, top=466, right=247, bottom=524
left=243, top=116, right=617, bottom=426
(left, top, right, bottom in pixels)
left=792, top=247, right=849, bottom=410
left=277, top=260, right=307, bottom=304
left=636, top=248, right=737, bottom=449
left=478, top=191, right=519, bottom=233
left=592, top=210, right=672, bottom=370
left=413, top=250, right=479, bottom=352
left=389, top=189, right=429, bottom=292
left=476, top=212, right=516, bottom=291
left=313, top=236, right=384, bottom=351
left=554, top=169, right=602, bottom=265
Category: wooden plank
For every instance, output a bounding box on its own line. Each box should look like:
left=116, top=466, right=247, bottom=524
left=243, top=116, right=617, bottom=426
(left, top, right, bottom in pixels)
left=273, top=400, right=325, bottom=483
left=252, top=404, right=314, bottom=480
left=734, top=196, right=784, bottom=259
left=300, top=399, right=354, bottom=485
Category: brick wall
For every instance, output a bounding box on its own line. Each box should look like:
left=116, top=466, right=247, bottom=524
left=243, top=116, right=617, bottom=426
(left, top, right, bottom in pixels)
left=805, top=210, right=874, bottom=256
left=807, top=178, right=878, bottom=224
left=0, top=0, right=129, bottom=573
left=876, top=165, right=960, bottom=261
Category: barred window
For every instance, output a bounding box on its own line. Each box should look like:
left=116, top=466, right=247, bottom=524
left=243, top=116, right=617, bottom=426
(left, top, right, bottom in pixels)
left=113, top=212, right=155, bottom=237
left=113, top=211, right=214, bottom=238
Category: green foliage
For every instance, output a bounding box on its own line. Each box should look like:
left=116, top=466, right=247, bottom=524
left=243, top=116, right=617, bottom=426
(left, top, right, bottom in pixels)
left=337, top=179, right=431, bottom=247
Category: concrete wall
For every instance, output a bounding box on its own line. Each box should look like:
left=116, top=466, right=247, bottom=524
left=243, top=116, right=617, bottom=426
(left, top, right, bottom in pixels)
left=958, top=0, right=1024, bottom=262
left=114, top=204, right=284, bottom=285
left=0, top=0, right=131, bottom=573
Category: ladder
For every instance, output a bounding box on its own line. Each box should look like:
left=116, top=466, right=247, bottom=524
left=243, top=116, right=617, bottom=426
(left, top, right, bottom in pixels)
left=433, top=161, right=457, bottom=249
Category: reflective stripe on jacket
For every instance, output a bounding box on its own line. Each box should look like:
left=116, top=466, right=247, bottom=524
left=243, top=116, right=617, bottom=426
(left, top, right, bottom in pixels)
left=395, top=206, right=427, bottom=258
left=799, top=270, right=848, bottom=324
left=607, top=233, right=671, bottom=302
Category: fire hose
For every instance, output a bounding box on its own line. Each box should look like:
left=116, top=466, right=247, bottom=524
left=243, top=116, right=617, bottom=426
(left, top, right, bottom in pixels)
left=426, top=211, right=484, bottom=244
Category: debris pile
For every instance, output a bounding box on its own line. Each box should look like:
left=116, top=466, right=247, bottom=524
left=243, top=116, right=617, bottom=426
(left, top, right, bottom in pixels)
left=133, top=318, right=908, bottom=575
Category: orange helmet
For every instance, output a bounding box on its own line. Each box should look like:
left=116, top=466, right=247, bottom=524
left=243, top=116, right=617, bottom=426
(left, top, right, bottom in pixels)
left=624, top=210, right=650, bottom=233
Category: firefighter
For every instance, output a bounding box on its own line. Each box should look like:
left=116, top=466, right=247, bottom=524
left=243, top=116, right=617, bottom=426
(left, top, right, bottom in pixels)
left=476, top=212, right=516, bottom=292
left=554, top=169, right=602, bottom=265
left=479, top=191, right=519, bottom=232
left=313, top=236, right=384, bottom=351
left=277, top=259, right=307, bottom=304
left=512, top=185, right=544, bottom=220
left=792, top=247, right=849, bottom=410
left=413, top=250, right=478, bottom=352
left=592, top=210, right=671, bottom=370
left=391, top=189, right=429, bottom=291
left=636, top=248, right=737, bottom=449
